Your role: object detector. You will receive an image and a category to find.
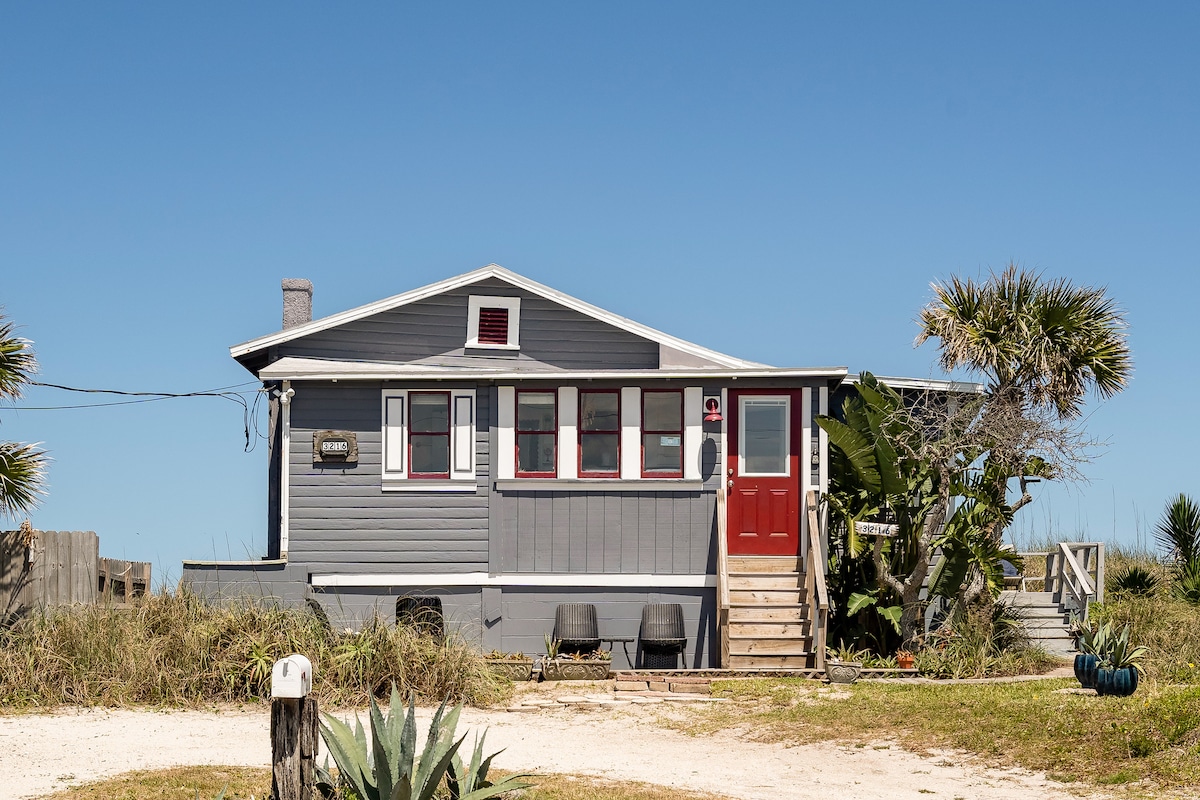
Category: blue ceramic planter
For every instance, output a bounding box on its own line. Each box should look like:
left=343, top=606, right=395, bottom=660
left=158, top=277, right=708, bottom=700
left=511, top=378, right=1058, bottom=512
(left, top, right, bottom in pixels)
left=1095, top=666, right=1139, bottom=697
left=1074, top=653, right=1099, bottom=689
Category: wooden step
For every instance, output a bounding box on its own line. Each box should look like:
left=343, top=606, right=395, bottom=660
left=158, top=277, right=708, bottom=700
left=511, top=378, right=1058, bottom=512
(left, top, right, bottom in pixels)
left=729, top=588, right=806, bottom=605
left=727, top=621, right=811, bottom=638
left=727, top=572, right=803, bottom=591
left=729, top=636, right=810, bottom=655
left=728, top=654, right=813, bottom=669
left=727, top=555, right=804, bottom=573
left=727, top=605, right=808, bottom=623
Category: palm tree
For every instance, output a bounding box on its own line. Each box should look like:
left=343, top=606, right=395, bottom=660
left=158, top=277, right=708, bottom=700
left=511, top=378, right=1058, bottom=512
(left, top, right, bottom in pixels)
left=1155, top=493, right=1200, bottom=604
left=0, top=315, right=46, bottom=517
left=916, top=264, right=1132, bottom=419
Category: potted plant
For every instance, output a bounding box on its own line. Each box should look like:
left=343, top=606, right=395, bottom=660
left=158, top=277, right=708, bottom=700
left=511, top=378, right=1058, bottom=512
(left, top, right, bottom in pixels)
left=896, top=650, right=916, bottom=670
left=540, top=636, right=612, bottom=681
left=484, top=649, right=535, bottom=681
left=1072, top=618, right=1107, bottom=689
left=1095, top=623, right=1147, bottom=697
left=824, top=645, right=864, bottom=684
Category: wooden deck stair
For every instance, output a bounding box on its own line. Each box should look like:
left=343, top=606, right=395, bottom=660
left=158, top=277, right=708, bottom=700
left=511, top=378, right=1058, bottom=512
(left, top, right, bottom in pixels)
left=726, top=555, right=815, bottom=669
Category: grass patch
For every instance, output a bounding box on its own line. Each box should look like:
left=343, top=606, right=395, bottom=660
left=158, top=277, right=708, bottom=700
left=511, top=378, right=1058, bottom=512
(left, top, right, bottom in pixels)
left=694, top=677, right=1200, bottom=791
left=45, top=767, right=721, bottom=800
left=0, top=589, right=509, bottom=710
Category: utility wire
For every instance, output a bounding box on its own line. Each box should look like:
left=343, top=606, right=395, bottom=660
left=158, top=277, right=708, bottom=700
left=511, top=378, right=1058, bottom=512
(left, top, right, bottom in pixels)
left=9, top=380, right=268, bottom=452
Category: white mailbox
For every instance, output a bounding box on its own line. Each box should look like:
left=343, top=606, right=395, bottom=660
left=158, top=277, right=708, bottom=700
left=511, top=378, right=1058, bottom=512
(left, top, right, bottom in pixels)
left=270, top=654, right=313, bottom=699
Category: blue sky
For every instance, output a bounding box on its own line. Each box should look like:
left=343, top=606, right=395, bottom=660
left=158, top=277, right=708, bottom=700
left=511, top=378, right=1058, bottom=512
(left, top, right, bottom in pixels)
left=3, top=3, right=1197, bottom=582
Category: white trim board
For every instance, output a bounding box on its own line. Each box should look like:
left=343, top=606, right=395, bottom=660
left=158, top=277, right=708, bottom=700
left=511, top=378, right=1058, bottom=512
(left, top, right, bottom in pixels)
left=232, top=264, right=766, bottom=369
left=257, top=356, right=848, bottom=383
left=311, top=572, right=717, bottom=589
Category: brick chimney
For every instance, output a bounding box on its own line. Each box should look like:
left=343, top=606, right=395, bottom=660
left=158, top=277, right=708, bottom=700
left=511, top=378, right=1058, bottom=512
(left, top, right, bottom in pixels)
left=282, top=279, right=313, bottom=329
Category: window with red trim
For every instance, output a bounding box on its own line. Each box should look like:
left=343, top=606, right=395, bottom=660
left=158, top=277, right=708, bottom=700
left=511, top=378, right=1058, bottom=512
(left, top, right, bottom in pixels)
left=579, top=390, right=620, bottom=477
left=642, top=390, right=683, bottom=477
left=516, top=391, right=556, bottom=476
left=409, top=392, right=451, bottom=478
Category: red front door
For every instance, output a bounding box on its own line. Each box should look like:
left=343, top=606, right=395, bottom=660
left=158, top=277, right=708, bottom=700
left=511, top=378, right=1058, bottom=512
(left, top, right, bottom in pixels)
left=727, top=390, right=802, bottom=556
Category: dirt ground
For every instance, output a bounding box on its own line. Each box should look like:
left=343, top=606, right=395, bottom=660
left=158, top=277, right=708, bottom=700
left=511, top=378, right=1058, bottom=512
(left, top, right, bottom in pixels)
left=0, top=697, right=1097, bottom=800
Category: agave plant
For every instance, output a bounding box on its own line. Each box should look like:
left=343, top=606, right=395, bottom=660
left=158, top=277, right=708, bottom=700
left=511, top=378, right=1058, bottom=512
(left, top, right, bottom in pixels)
left=1098, top=623, right=1149, bottom=673
left=319, top=685, right=533, bottom=800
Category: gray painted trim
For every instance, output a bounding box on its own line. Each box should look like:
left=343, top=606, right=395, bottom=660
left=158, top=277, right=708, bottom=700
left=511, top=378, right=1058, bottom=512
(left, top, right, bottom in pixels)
left=183, top=559, right=289, bottom=567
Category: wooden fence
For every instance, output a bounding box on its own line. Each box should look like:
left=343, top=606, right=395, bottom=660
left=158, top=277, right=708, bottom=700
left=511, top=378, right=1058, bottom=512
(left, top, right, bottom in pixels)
left=1, top=529, right=150, bottom=619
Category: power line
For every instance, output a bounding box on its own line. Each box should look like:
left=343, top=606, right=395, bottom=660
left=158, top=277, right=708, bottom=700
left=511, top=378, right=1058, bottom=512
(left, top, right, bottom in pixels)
left=7, top=380, right=268, bottom=452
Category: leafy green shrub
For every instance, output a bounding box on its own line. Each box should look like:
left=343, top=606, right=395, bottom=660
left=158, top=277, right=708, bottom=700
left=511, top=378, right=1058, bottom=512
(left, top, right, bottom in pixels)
left=0, top=589, right=506, bottom=708
left=915, top=604, right=1061, bottom=679
left=1109, top=564, right=1161, bottom=598
left=319, top=686, right=532, bottom=800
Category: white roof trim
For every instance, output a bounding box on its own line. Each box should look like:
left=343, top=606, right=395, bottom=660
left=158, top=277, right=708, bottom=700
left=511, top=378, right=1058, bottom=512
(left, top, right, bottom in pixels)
left=232, top=264, right=765, bottom=369
left=845, top=374, right=985, bottom=393
left=256, top=356, right=847, bottom=382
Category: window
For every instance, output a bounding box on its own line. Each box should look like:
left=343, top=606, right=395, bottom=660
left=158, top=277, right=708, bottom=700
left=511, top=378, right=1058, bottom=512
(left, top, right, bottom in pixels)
left=579, top=390, right=619, bottom=477
left=382, top=389, right=476, bottom=486
left=466, top=295, right=521, bottom=349
left=409, top=392, right=450, bottom=477
left=642, top=390, right=683, bottom=478
left=516, top=391, right=556, bottom=476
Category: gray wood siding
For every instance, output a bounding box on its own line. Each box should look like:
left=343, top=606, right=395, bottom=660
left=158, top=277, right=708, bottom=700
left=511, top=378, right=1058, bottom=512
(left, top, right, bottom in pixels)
left=491, top=407, right=723, bottom=576
left=278, top=278, right=660, bottom=370
left=287, top=383, right=491, bottom=572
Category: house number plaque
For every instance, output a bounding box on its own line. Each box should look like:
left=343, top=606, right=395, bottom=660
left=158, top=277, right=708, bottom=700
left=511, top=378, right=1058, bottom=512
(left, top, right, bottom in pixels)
left=313, top=431, right=358, bottom=464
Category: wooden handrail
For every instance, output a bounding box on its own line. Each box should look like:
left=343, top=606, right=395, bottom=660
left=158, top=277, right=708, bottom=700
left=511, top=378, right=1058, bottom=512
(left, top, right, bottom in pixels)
left=806, top=490, right=828, bottom=670
left=1058, top=542, right=1096, bottom=598
left=715, top=482, right=730, bottom=668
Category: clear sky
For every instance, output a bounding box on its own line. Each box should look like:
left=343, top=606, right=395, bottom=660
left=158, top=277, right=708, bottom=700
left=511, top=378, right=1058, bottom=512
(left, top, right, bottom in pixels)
left=3, top=3, right=1197, bottom=583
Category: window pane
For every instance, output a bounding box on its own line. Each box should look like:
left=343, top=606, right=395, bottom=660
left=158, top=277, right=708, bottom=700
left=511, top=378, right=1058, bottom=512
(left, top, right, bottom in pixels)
left=580, top=433, right=619, bottom=473
left=643, top=392, right=681, bottom=431
left=580, top=393, right=619, bottom=431
left=643, top=433, right=682, bottom=473
left=410, top=394, right=449, bottom=433
left=743, top=401, right=787, bottom=475
left=518, top=433, right=556, bottom=473
left=411, top=434, right=449, bottom=474
left=517, top=392, right=556, bottom=431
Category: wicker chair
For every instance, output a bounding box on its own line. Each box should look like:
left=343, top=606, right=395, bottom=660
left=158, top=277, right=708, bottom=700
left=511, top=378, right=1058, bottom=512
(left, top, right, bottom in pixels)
left=639, top=603, right=686, bottom=669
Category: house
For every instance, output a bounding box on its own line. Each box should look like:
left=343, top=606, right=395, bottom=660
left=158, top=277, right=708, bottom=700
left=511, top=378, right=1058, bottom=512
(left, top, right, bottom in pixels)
left=182, top=265, right=848, bottom=670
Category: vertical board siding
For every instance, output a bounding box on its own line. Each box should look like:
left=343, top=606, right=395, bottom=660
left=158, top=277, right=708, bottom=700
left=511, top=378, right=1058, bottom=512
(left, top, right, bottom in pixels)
left=277, top=279, right=660, bottom=371
left=288, top=383, right=491, bottom=572
left=495, top=487, right=718, bottom=575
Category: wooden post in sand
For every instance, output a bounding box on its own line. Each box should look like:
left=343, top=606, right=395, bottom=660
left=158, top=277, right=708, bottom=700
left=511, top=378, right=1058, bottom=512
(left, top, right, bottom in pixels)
left=270, top=655, right=317, bottom=800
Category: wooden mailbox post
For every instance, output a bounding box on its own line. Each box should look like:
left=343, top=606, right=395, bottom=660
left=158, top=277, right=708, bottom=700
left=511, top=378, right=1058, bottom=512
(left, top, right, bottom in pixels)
left=270, top=654, right=318, bottom=800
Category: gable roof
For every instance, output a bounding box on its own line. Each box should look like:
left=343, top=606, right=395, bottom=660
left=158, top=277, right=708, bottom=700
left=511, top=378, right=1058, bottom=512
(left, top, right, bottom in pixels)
left=231, top=264, right=768, bottom=369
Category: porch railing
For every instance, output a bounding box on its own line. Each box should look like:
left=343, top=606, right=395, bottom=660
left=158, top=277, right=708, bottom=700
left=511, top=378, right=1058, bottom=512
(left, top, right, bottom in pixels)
left=1012, top=542, right=1105, bottom=622
left=715, top=485, right=730, bottom=668
left=805, top=490, right=829, bottom=670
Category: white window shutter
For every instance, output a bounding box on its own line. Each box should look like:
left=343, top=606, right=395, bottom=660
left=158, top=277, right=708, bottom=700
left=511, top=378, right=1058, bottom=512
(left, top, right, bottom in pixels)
left=620, top=387, right=641, bottom=479
left=497, top=386, right=516, bottom=479
left=558, top=386, right=579, bottom=479
left=684, top=386, right=702, bottom=481
left=383, top=392, right=407, bottom=478
left=452, top=390, right=475, bottom=479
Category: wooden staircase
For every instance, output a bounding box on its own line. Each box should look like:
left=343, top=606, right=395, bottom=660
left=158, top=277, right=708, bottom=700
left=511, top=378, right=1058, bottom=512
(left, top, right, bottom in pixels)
left=717, top=490, right=828, bottom=671
left=726, top=555, right=814, bottom=668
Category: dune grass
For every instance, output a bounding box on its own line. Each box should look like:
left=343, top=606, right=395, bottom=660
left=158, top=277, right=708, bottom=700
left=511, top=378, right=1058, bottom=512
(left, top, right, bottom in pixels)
left=0, top=589, right=508, bottom=710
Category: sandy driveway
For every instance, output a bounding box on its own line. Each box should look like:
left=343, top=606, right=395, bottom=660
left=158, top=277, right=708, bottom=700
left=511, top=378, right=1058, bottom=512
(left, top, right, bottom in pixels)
left=0, top=701, right=1093, bottom=800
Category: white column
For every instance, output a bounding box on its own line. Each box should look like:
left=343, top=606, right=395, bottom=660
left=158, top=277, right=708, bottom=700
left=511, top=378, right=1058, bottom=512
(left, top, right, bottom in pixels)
left=280, top=381, right=294, bottom=558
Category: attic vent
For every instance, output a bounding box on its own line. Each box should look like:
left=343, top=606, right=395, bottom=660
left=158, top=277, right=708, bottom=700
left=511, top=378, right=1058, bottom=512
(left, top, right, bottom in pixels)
left=477, top=307, right=509, bottom=345
left=466, top=295, right=521, bottom=350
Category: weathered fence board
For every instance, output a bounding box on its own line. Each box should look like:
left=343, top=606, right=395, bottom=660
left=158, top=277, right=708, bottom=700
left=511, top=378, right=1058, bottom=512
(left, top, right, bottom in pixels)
left=1, top=529, right=150, bottom=617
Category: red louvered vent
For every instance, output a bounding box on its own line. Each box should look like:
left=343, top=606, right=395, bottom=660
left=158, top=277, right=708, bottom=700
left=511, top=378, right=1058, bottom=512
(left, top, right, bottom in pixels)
left=476, top=307, right=510, bottom=345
